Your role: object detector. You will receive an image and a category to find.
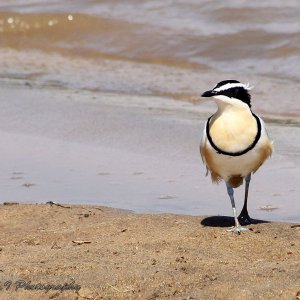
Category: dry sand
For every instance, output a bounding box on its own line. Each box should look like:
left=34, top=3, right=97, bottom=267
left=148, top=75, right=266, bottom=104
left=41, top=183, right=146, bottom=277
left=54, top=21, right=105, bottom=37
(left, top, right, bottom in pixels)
left=0, top=203, right=299, bottom=300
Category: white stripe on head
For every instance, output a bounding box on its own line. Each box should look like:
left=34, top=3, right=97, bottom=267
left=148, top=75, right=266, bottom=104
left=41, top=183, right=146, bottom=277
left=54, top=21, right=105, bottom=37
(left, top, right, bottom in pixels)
left=213, top=82, right=253, bottom=92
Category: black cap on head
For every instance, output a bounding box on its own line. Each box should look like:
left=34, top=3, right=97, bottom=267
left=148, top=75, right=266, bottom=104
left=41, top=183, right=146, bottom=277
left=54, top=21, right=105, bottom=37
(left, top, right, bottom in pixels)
left=201, top=79, right=252, bottom=107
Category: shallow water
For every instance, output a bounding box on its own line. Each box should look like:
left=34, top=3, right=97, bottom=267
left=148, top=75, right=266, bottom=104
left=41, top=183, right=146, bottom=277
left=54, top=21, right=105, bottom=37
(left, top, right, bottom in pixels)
left=0, top=1, right=300, bottom=120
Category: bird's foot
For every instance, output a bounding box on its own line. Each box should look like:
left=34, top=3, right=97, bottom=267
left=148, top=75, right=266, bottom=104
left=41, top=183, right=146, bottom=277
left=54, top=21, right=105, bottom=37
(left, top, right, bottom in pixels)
left=227, top=225, right=250, bottom=234
left=238, top=211, right=256, bottom=226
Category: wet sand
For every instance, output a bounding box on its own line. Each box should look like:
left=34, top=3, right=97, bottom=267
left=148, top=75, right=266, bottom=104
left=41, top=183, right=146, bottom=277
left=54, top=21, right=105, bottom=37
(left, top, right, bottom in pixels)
left=0, top=204, right=299, bottom=300
left=0, top=80, right=299, bottom=221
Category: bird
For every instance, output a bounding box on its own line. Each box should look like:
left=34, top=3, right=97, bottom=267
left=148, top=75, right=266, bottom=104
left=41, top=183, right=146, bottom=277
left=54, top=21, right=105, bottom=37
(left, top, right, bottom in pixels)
left=200, top=80, right=273, bottom=233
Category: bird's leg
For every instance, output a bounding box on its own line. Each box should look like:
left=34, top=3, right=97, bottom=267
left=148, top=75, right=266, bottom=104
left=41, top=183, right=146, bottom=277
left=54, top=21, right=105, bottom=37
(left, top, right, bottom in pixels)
left=238, top=174, right=255, bottom=225
left=226, top=182, right=249, bottom=234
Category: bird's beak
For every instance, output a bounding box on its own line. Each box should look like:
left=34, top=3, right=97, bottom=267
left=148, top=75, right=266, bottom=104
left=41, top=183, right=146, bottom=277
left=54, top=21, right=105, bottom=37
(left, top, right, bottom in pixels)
left=201, top=90, right=215, bottom=97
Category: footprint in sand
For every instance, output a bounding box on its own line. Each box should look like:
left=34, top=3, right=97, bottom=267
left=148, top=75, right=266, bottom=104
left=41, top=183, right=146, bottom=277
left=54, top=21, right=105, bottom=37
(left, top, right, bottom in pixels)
left=132, top=172, right=144, bottom=175
left=98, top=172, right=111, bottom=176
left=22, top=183, right=36, bottom=188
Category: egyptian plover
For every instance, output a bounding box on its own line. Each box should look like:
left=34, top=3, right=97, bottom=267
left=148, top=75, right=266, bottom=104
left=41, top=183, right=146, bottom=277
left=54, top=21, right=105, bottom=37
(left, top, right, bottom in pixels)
left=200, top=80, right=273, bottom=233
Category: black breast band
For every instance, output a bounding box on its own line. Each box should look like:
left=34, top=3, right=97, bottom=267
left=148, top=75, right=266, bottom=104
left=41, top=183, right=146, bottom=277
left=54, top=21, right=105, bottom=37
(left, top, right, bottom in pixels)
left=206, top=113, right=262, bottom=156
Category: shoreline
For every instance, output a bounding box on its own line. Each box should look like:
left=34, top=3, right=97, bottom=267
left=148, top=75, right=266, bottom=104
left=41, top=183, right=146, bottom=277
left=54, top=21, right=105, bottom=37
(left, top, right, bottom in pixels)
left=2, top=200, right=299, bottom=225
left=0, top=203, right=299, bottom=300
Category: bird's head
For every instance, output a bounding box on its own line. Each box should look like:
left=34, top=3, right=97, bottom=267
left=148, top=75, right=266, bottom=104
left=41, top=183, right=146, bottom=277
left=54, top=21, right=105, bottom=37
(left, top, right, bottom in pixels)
left=201, top=80, right=252, bottom=110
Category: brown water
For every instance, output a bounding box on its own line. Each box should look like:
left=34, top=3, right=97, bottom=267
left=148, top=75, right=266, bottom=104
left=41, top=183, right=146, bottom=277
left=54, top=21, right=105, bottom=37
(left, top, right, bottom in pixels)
left=1, top=1, right=300, bottom=119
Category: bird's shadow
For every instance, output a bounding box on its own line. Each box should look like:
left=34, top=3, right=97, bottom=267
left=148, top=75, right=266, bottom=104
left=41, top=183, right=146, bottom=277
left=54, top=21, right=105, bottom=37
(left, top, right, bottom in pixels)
left=201, top=215, right=269, bottom=227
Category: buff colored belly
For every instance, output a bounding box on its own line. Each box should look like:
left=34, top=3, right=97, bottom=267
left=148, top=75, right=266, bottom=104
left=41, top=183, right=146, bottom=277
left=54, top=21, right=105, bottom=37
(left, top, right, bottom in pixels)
left=209, top=111, right=257, bottom=153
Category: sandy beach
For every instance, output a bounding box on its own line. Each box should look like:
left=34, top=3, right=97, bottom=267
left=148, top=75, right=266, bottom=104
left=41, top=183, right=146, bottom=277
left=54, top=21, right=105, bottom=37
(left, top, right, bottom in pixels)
left=0, top=203, right=299, bottom=300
